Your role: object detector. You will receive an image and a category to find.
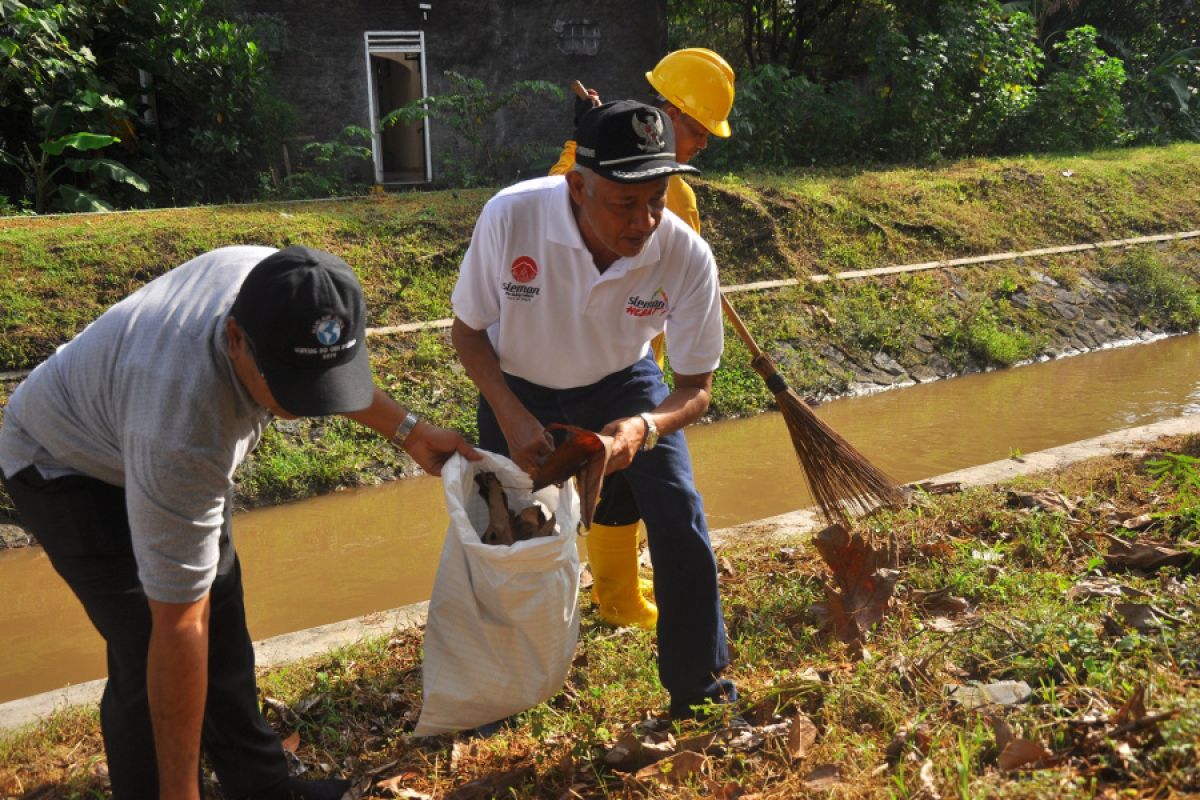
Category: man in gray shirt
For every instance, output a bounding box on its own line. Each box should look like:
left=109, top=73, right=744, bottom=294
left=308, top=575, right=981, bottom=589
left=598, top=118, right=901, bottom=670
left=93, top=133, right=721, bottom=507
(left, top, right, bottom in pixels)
left=0, top=245, right=477, bottom=799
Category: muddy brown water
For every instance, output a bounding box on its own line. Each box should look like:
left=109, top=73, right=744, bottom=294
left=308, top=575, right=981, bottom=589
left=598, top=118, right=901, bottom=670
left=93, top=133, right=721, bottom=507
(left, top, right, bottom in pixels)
left=2, top=334, right=1198, bottom=704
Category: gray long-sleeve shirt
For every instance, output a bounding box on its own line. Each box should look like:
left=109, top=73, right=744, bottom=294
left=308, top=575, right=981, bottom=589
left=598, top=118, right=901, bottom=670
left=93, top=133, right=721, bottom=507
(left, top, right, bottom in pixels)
left=0, top=246, right=277, bottom=602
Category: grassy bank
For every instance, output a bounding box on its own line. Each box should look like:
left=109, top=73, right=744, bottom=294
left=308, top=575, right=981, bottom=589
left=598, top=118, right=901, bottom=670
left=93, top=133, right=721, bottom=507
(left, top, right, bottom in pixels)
left=3, top=434, right=1197, bottom=797
left=2, top=145, right=1199, bottom=514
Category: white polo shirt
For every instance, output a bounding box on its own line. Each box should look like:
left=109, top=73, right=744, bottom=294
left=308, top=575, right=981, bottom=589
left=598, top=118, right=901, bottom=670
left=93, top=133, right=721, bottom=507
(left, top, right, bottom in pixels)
left=451, top=175, right=723, bottom=389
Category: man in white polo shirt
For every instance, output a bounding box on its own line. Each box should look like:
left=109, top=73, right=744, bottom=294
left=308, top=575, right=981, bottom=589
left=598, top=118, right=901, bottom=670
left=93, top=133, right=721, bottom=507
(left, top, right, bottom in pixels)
left=451, top=100, right=735, bottom=720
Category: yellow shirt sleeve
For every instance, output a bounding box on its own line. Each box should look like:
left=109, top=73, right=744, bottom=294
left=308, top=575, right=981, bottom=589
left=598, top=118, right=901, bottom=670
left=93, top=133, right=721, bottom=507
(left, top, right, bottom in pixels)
left=667, top=175, right=701, bottom=235
left=649, top=177, right=703, bottom=368
left=548, top=140, right=576, bottom=176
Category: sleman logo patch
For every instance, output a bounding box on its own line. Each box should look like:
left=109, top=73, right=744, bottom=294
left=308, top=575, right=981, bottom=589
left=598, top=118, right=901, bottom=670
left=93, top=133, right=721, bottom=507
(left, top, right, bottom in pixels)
left=626, top=288, right=669, bottom=317
left=510, top=256, right=538, bottom=283
left=504, top=255, right=541, bottom=302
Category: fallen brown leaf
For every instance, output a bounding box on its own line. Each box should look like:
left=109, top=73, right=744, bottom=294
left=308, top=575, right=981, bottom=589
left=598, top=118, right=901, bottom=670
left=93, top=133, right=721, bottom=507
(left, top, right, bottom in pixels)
left=1114, top=603, right=1167, bottom=633
left=1101, top=533, right=1187, bottom=572
left=909, top=481, right=962, bottom=496
left=1007, top=489, right=1077, bottom=516
left=985, top=714, right=1014, bottom=752
left=811, top=524, right=899, bottom=647
left=1120, top=513, right=1157, bottom=531
left=1066, top=576, right=1125, bottom=600
left=604, top=729, right=677, bottom=770
left=374, top=774, right=431, bottom=800
left=925, top=616, right=978, bottom=633
left=1111, top=686, right=1147, bottom=726
left=445, top=765, right=535, bottom=800
left=703, top=778, right=744, bottom=799
left=635, top=750, right=707, bottom=785
left=802, top=764, right=841, bottom=791
left=997, top=738, right=1051, bottom=771
left=281, top=731, right=300, bottom=753
left=786, top=714, right=818, bottom=762
left=911, top=587, right=972, bottom=617
left=919, top=540, right=957, bottom=559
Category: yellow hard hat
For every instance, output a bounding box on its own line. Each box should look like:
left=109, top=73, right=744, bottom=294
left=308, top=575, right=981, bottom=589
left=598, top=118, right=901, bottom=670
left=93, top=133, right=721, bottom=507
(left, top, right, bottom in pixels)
left=646, top=48, right=735, bottom=138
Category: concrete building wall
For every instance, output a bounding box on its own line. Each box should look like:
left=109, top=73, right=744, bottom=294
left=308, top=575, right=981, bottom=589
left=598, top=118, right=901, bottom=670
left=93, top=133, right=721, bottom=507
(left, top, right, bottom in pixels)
left=237, top=0, right=667, bottom=185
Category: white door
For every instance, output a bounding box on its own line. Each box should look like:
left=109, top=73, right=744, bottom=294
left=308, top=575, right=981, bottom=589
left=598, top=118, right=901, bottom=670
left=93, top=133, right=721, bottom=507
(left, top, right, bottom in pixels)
left=364, top=31, right=432, bottom=184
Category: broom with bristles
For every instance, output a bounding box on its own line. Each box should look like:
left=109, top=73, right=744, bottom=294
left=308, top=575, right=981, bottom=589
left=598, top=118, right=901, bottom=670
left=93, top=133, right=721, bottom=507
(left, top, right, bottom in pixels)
left=570, top=80, right=902, bottom=525
left=719, top=292, right=904, bottom=526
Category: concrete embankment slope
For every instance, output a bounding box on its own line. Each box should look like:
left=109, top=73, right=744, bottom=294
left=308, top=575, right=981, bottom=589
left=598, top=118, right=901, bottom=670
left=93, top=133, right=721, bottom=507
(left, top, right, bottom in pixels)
left=2, top=413, right=1198, bottom=734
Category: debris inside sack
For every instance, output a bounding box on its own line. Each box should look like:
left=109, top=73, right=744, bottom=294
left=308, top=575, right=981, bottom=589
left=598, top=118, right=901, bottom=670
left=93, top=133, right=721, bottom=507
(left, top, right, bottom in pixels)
left=475, top=472, right=557, bottom=545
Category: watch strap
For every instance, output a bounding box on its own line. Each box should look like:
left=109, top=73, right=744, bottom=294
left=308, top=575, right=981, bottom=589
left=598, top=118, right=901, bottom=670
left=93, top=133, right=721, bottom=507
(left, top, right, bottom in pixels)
left=638, top=412, right=659, bottom=451
left=390, top=411, right=420, bottom=448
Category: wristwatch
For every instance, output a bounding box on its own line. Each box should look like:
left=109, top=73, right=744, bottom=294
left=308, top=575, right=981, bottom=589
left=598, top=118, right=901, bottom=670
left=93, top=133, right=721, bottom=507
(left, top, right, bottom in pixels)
left=638, top=412, right=659, bottom=451
left=389, top=411, right=420, bottom=448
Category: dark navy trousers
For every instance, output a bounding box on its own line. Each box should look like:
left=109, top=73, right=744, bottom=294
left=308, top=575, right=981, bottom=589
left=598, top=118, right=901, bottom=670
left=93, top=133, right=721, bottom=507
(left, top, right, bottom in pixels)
left=3, top=467, right=288, bottom=799
left=477, top=355, right=734, bottom=716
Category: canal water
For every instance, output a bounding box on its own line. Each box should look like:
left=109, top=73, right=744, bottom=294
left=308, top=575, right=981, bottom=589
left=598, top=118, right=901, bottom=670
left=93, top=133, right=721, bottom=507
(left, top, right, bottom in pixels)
left=2, top=334, right=1198, bottom=703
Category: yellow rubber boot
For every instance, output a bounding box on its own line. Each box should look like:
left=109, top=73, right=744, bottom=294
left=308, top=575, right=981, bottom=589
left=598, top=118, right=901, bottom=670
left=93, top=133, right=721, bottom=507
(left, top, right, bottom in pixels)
left=587, top=522, right=658, bottom=629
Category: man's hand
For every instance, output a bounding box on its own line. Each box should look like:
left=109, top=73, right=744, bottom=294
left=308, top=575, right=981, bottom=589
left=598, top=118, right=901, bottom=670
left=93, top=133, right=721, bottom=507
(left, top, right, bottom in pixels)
left=500, top=409, right=555, bottom=476
left=402, top=422, right=481, bottom=476
left=571, top=81, right=602, bottom=126
left=598, top=370, right=714, bottom=473
left=147, top=595, right=211, bottom=800
left=451, top=318, right=554, bottom=474
left=600, top=415, right=648, bottom=472
left=341, top=388, right=480, bottom=476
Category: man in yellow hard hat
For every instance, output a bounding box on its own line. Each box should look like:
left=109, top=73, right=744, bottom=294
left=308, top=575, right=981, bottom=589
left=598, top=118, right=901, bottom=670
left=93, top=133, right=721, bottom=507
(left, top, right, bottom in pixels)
left=549, top=48, right=735, bottom=630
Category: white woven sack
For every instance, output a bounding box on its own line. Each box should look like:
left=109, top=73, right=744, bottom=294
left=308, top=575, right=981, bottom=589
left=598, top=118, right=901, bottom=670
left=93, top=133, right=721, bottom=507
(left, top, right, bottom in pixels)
left=412, top=449, right=581, bottom=737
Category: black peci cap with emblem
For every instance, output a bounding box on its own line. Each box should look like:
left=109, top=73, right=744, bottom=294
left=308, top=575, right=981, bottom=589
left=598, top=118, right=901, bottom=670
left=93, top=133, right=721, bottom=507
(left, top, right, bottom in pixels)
left=573, top=99, right=701, bottom=183
left=231, top=246, right=375, bottom=416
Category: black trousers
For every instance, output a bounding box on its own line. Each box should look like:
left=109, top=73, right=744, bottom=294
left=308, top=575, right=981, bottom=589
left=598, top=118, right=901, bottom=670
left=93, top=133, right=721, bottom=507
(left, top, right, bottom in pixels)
left=3, top=467, right=288, bottom=799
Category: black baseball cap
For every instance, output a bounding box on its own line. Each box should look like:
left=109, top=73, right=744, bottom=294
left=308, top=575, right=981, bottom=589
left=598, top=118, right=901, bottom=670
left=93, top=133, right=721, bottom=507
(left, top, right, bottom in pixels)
left=230, top=246, right=375, bottom=416
left=573, top=100, right=700, bottom=183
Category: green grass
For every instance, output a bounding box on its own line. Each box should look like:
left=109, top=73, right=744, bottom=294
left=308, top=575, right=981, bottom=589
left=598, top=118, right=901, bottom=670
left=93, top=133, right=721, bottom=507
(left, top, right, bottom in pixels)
left=9, top=436, right=1198, bottom=797
left=1100, top=247, right=1200, bottom=330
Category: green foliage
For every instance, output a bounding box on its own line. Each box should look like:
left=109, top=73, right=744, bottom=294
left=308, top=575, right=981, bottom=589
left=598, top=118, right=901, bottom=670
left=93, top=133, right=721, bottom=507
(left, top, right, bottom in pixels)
left=1146, top=451, right=1200, bottom=534
left=1099, top=248, right=1200, bottom=329
left=260, top=125, right=373, bottom=200
left=0, top=0, right=292, bottom=212
left=672, top=0, right=1193, bottom=167
left=381, top=70, right=563, bottom=186
left=1021, top=26, right=1131, bottom=151
left=700, top=65, right=868, bottom=170
left=135, top=0, right=290, bottom=205
left=1121, top=45, right=1200, bottom=144
left=0, top=0, right=150, bottom=212
left=871, top=1, right=1043, bottom=159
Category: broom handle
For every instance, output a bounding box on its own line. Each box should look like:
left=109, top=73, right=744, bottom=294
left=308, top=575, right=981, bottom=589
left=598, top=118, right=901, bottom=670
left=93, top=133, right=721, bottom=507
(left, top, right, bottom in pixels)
left=719, top=291, right=793, bottom=394
left=719, top=291, right=764, bottom=359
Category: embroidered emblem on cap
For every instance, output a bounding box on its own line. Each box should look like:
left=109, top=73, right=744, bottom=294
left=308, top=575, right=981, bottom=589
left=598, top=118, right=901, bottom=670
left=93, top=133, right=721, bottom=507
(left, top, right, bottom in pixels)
left=511, top=256, right=538, bottom=283
left=314, top=316, right=344, bottom=346
left=633, top=110, right=665, bottom=153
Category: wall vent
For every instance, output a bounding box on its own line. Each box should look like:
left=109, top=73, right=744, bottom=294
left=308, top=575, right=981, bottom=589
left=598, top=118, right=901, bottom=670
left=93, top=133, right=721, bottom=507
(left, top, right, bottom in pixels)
left=554, top=19, right=600, bottom=56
